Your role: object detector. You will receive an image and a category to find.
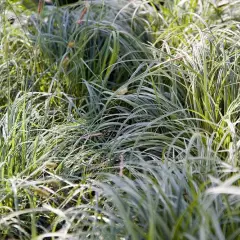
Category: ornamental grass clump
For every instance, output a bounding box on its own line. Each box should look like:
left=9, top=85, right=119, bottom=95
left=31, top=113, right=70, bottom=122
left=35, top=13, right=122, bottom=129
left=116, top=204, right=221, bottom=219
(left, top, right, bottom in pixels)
left=28, top=0, right=160, bottom=96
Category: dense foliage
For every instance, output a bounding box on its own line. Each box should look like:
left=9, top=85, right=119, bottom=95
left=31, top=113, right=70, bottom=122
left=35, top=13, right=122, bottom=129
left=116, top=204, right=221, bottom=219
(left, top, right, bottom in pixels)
left=1, top=0, right=240, bottom=239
